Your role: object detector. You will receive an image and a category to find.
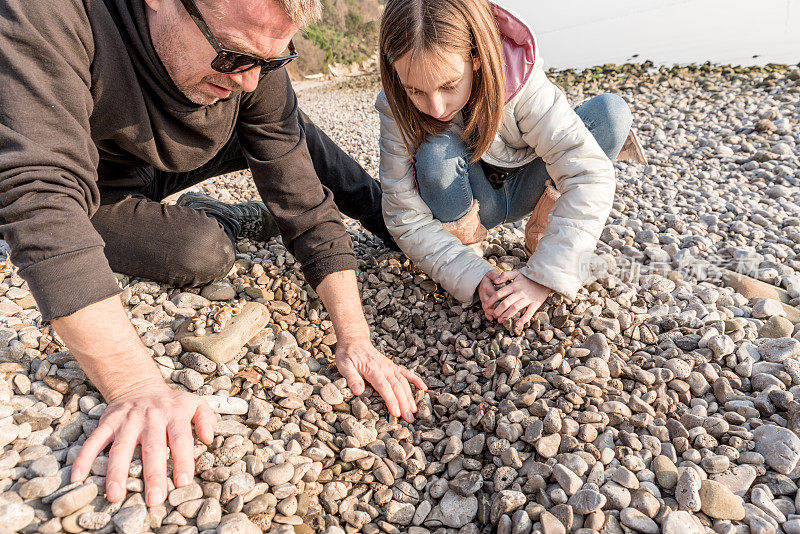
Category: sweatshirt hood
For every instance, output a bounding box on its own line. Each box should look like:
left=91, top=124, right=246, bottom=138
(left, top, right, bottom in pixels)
left=491, top=3, right=537, bottom=104
left=101, top=0, right=215, bottom=112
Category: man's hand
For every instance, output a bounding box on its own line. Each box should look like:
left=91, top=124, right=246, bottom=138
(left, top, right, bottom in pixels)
left=480, top=270, right=551, bottom=328
left=52, top=295, right=215, bottom=507
left=335, top=337, right=426, bottom=422
left=70, top=384, right=215, bottom=506
left=315, top=270, right=427, bottom=421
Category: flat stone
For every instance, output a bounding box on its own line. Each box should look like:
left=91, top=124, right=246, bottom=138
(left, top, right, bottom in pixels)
left=180, top=302, right=270, bottom=363
left=754, top=424, right=800, bottom=474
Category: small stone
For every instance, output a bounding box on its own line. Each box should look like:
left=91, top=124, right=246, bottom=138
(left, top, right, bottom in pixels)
left=201, top=281, right=236, bottom=301
left=699, top=479, right=745, bottom=520
left=536, top=433, right=560, bottom=459
left=661, top=510, right=703, bottom=534
left=319, top=383, right=344, bottom=405
left=653, top=455, right=678, bottom=489
left=196, top=498, right=222, bottom=531
left=384, top=501, right=415, bottom=526
left=569, top=486, right=606, bottom=514
left=0, top=502, right=35, bottom=532
left=753, top=298, right=786, bottom=318
left=439, top=490, right=478, bottom=528
left=51, top=482, right=98, bottom=517
left=539, top=510, right=565, bottom=534
left=201, top=395, right=249, bottom=414
left=759, top=316, right=795, bottom=338
left=675, top=467, right=701, bottom=512
left=710, top=464, right=757, bottom=496
left=490, top=490, right=526, bottom=524
left=19, top=475, right=61, bottom=499
left=619, top=507, right=659, bottom=534
left=78, top=511, right=111, bottom=530
left=553, top=464, right=582, bottom=496
left=754, top=424, right=800, bottom=474
left=263, top=462, right=294, bottom=486
left=168, top=483, right=203, bottom=506
left=221, top=472, right=255, bottom=501
left=111, top=504, right=149, bottom=534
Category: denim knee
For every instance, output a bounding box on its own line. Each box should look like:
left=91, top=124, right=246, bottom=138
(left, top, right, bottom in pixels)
left=581, top=93, right=633, bottom=159
left=414, top=131, right=473, bottom=222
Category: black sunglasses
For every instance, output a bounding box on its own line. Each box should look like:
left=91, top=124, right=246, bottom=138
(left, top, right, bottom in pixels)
left=179, top=0, right=298, bottom=74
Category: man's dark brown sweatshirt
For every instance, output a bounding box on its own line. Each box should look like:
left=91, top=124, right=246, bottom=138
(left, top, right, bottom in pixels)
left=0, top=0, right=357, bottom=321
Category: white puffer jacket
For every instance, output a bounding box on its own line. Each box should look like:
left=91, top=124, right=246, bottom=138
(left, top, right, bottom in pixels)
left=376, top=4, right=616, bottom=304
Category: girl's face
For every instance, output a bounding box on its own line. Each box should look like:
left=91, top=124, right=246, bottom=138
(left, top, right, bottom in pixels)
left=394, top=48, right=480, bottom=122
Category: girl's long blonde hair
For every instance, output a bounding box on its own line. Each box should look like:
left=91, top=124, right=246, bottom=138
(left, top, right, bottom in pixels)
left=379, top=0, right=505, bottom=163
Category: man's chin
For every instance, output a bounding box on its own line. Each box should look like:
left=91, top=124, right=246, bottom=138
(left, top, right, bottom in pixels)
left=179, top=84, right=233, bottom=106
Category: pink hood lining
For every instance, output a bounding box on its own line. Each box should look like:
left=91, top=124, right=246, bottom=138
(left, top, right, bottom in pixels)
left=491, top=3, right=537, bottom=104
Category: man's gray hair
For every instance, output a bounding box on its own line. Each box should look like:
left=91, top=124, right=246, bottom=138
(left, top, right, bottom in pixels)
left=274, top=0, right=322, bottom=28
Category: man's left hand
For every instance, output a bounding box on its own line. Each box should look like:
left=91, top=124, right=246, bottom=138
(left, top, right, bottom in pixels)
left=481, top=270, right=550, bottom=328
left=335, top=337, right=426, bottom=423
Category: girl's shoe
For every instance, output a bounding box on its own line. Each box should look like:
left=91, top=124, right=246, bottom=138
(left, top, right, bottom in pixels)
left=617, top=129, right=648, bottom=164
left=441, top=200, right=487, bottom=255
left=524, top=180, right=561, bottom=255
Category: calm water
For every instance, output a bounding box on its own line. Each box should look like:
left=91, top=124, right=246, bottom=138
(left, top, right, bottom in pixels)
left=497, top=0, right=800, bottom=70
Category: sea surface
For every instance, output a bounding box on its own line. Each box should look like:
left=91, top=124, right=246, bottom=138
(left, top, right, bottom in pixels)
left=497, top=0, right=800, bottom=69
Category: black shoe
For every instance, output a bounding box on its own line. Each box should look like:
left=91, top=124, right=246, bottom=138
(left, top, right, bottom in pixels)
left=177, top=192, right=280, bottom=242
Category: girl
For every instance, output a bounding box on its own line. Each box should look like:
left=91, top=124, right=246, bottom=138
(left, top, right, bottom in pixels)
left=376, top=0, right=646, bottom=328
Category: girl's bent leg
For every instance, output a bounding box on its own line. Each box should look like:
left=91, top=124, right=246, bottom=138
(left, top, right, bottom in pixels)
left=414, top=131, right=475, bottom=223
left=574, top=93, right=633, bottom=161
left=414, top=131, right=506, bottom=229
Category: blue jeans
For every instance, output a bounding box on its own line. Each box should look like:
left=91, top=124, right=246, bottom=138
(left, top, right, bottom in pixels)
left=413, top=93, right=632, bottom=228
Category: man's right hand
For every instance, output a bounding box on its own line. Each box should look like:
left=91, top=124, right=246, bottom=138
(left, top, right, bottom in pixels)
left=70, top=384, right=215, bottom=505
left=51, top=294, right=217, bottom=506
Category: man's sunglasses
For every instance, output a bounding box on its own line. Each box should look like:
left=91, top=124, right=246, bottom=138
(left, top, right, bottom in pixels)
left=179, top=0, right=298, bottom=74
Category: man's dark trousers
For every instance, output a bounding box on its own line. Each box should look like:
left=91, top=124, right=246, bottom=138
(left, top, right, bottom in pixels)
left=91, top=111, right=391, bottom=287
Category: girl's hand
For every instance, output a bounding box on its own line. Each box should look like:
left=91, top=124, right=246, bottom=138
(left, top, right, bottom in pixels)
left=481, top=270, right=551, bottom=328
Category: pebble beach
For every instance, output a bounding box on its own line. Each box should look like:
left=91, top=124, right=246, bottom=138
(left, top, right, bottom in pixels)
left=1, top=63, right=800, bottom=534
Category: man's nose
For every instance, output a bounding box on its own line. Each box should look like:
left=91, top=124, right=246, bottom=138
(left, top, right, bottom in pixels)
left=229, top=67, right=261, bottom=93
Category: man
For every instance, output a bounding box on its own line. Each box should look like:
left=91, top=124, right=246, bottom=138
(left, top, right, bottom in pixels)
left=0, top=0, right=425, bottom=508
